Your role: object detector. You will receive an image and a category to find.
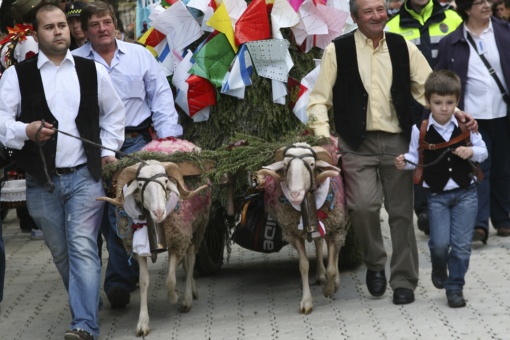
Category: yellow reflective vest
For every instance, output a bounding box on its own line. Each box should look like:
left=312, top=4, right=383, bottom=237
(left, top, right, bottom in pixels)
left=386, top=0, right=463, bottom=67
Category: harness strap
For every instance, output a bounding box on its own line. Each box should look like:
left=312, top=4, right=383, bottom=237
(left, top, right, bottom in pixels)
left=414, top=118, right=471, bottom=185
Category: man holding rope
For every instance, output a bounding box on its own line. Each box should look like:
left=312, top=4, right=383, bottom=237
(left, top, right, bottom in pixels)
left=0, top=3, right=125, bottom=339
left=307, top=0, right=477, bottom=305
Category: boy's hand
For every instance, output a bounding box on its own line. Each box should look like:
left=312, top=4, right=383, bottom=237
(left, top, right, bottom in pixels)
left=453, top=146, right=474, bottom=160
left=395, top=154, right=406, bottom=170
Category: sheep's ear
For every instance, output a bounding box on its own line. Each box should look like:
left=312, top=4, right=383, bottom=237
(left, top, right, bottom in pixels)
left=165, top=179, right=180, bottom=198
left=315, top=160, right=341, bottom=172
left=262, top=161, right=285, bottom=171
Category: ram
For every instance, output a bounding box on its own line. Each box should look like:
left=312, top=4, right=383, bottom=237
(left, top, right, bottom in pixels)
left=256, top=142, right=349, bottom=314
left=98, top=139, right=211, bottom=337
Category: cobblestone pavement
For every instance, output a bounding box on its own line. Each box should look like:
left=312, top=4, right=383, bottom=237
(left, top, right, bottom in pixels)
left=1, top=207, right=510, bottom=340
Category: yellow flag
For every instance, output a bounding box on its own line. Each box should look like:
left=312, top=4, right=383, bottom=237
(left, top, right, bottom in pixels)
left=206, top=3, right=238, bottom=53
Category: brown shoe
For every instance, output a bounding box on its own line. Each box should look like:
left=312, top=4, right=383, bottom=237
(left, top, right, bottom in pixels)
left=496, top=228, right=510, bottom=237
left=472, top=228, right=487, bottom=245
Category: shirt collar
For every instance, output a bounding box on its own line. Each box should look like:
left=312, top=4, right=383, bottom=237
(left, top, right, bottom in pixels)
left=427, top=114, right=458, bottom=131
left=354, top=29, right=387, bottom=49
left=464, top=18, right=493, bottom=38
left=37, top=49, right=75, bottom=69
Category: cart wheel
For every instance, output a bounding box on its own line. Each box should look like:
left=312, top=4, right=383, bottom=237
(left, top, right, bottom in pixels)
left=195, top=205, right=226, bottom=276
left=1, top=208, right=8, bottom=222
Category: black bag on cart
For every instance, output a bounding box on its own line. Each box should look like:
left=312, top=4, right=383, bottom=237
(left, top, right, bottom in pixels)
left=232, top=192, right=287, bottom=253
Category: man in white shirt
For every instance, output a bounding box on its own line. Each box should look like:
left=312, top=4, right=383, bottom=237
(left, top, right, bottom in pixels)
left=0, top=4, right=125, bottom=339
left=72, top=1, right=183, bottom=310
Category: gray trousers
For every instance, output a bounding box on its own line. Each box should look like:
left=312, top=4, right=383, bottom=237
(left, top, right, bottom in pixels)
left=339, top=131, right=419, bottom=290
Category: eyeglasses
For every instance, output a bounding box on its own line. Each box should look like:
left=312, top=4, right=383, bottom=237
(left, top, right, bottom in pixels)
left=472, top=0, right=493, bottom=6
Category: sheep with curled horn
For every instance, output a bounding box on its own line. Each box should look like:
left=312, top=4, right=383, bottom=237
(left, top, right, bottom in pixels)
left=97, top=156, right=211, bottom=337
left=256, top=142, right=349, bottom=314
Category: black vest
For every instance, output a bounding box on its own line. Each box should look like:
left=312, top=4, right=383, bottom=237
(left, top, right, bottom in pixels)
left=14, top=55, right=102, bottom=185
left=333, top=31, right=413, bottom=149
left=423, top=125, right=472, bottom=192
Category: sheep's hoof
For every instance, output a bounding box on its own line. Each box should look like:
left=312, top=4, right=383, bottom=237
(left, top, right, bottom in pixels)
left=315, top=274, right=326, bottom=285
left=322, top=284, right=335, bottom=298
left=300, top=301, right=313, bottom=315
left=179, top=302, right=192, bottom=313
left=136, top=324, right=150, bottom=337
left=192, top=290, right=198, bottom=300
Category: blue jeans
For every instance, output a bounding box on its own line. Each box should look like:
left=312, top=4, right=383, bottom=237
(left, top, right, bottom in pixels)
left=475, top=118, right=510, bottom=231
left=427, top=184, right=478, bottom=292
left=26, top=167, right=104, bottom=338
left=101, top=134, right=147, bottom=294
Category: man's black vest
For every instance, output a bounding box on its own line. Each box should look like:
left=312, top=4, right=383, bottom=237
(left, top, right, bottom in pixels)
left=333, top=31, right=413, bottom=149
left=423, top=125, right=472, bottom=192
left=14, top=55, right=102, bottom=185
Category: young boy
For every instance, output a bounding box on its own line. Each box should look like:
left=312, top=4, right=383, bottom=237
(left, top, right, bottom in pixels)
left=395, top=70, right=488, bottom=308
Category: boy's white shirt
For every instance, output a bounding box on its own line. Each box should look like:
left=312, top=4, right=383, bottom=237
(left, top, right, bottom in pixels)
left=403, top=114, right=488, bottom=190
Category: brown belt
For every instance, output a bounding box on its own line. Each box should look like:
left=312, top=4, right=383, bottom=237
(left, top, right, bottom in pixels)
left=55, top=164, right=86, bottom=175
left=125, top=131, right=140, bottom=139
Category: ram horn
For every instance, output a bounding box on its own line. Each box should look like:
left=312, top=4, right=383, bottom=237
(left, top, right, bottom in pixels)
left=96, top=163, right=139, bottom=206
left=256, top=169, right=283, bottom=182
left=315, top=169, right=341, bottom=184
left=162, top=162, right=209, bottom=200
left=312, top=146, right=334, bottom=165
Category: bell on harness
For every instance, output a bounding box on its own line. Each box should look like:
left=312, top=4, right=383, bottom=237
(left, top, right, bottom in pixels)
left=301, top=191, right=321, bottom=241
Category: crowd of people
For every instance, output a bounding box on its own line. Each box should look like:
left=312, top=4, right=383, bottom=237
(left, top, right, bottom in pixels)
left=0, top=0, right=508, bottom=338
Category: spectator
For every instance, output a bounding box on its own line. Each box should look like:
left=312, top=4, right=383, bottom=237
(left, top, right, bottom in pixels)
left=386, top=0, right=463, bottom=236
left=65, top=1, right=88, bottom=50
left=73, top=1, right=183, bottom=310
left=435, top=0, right=510, bottom=244
left=493, top=0, right=510, bottom=20
left=0, top=3, right=125, bottom=339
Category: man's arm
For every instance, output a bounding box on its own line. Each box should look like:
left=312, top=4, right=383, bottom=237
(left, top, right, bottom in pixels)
left=143, top=49, right=183, bottom=138
left=0, top=66, right=33, bottom=149
left=306, top=43, right=337, bottom=138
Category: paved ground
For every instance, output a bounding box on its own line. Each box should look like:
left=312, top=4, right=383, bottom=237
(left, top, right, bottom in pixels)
left=1, top=207, right=510, bottom=340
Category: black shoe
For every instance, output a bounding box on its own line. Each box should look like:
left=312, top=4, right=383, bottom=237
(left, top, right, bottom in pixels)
left=431, top=269, right=447, bottom=289
left=417, top=212, right=430, bottom=236
left=393, top=287, right=415, bottom=305
left=472, top=227, right=487, bottom=245
left=446, top=290, right=466, bottom=308
left=64, top=328, right=93, bottom=340
left=366, top=269, right=387, bottom=297
left=107, top=286, right=130, bottom=309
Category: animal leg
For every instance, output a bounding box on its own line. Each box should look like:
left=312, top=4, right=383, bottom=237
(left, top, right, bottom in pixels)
left=323, top=240, right=340, bottom=298
left=136, top=256, right=150, bottom=337
left=166, top=253, right=179, bottom=304
left=313, top=238, right=326, bottom=285
left=295, top=239, right=313, bottom=314
left=179, top=244, right=196, bottom=313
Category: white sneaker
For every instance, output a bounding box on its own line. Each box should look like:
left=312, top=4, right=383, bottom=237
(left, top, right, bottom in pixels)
left=30, top=229, right=44, bottom=240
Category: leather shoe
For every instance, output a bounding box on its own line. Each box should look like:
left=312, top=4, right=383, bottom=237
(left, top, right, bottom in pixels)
left=393, top=287, right=415, bottom=305
left=366, top=269, right=387, bottom=297
left=472, top=227, right=487, bottom=245
left=446, top=290, right=466, bottom=308
left=431, top=269, right=447, bottom=289
left=107, top=286, right=130, bottom=309
left=496, top=227, right=510, bottom=237
left=417, top=212, right=430, bottom=236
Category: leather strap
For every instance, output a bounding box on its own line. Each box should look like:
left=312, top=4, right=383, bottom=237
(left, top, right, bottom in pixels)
left=413, top=118, right=471, bottom=185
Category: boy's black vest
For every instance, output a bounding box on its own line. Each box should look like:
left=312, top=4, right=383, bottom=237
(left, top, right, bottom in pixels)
left=333, top=31, right=413, bottom=149
left=14, top=55, right=102, bottom=185
left=423, top=125, right=472, bottom=193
